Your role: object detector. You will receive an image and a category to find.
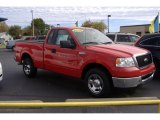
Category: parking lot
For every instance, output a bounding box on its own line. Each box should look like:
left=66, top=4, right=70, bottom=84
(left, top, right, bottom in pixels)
left=0, top=48, right=160, bottom=113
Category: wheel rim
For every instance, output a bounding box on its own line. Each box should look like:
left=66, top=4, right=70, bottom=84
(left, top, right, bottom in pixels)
left=88, top=74, right=103, bottom=94
left=23, top=64, right=31, bottom=75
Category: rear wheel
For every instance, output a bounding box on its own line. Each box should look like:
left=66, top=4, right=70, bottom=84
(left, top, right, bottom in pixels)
left=23, top=58, right=37, bottom=78
left=84, top=68, right=111, bottom=97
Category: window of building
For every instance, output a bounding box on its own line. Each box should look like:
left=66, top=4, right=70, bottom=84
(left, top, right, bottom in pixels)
left=136, top=32, right=141, bottom=36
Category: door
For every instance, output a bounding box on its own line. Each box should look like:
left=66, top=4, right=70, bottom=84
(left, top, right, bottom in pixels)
left=44, top=29, right=81, bottom=77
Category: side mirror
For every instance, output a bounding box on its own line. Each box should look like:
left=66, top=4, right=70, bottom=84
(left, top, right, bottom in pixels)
left=60, top=41, right=76, bottom=49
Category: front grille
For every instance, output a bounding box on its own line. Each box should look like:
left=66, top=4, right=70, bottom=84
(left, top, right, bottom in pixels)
left=136, top=53, right=152, bottom=68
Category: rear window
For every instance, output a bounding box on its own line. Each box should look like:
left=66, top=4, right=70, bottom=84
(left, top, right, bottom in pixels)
left=117, top=35, right=139, bottom=42
left=129, top=35, right=139, bottom=42
left=117, top=35, right=130, bottom=42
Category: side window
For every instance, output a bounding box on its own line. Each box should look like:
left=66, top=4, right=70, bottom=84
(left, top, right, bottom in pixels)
left=55, top=30, right=73, bottom=45
left=117, top=35, right=130, bottom=42
left=129, top=35, right=139, bottom=42
left=106, top=35, right=115, bottom=41
left=140, top=36, right=160, bottom=46
left=47, top=30, right=55, bottom=44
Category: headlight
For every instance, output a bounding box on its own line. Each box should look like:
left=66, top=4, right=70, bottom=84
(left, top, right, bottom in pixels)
left=116, top=57, right=135, bottom=67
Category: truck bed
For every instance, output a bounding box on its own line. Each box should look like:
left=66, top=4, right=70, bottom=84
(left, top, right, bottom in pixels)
left=15, top=40, right=44, bottom=69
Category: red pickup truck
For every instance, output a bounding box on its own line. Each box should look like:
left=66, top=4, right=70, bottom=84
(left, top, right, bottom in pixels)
left=14, top=27, right=155, bottom=97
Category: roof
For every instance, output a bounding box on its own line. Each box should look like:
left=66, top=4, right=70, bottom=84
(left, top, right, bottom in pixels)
left=0, top=17, right=7, bottom=22
left=51, top=26, right=94, bottom=30
left=120, top=24, right=160, bottom=28
left=143, top=33, right=160, bottom=36
left=106, top=32, right=140, bottom=36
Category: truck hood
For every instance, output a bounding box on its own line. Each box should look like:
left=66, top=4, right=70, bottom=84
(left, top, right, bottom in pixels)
left=86, top=44, right=149, bottom=57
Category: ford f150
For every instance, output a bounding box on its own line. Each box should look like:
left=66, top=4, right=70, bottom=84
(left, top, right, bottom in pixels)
left=14, top=27, right=155, bottom=97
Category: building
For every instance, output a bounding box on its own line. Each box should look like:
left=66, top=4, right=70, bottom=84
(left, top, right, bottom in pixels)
left=120, top=24, right=160, bottom=36
left=0, top=32, right=13, bottom=45
left=0, top=17, right=12, bottom=45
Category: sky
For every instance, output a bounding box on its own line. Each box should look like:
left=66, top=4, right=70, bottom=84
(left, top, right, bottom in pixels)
left=0, top=0, right=160, bottom=32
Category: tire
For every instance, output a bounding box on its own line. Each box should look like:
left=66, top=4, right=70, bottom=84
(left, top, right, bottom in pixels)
left=23, top=57, right=37, bottom=78
left=84, top=68, right=111, bottom=97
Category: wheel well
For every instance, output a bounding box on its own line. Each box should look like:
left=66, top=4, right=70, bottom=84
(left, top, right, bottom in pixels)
left=21, top=53, right=32, bottom=63
left=81, top=63, right=112, bottom=84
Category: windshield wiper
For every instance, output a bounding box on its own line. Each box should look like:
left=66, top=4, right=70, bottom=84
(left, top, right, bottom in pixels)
left=102, top=42, right=113, bottom=44
left=83, top=42, right=99, bottom=45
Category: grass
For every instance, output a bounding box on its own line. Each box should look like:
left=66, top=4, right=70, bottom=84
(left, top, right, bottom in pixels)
left=0, top=44, right=6, bottom=48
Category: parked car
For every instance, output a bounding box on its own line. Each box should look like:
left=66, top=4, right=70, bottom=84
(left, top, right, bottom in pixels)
left=0, top=38, right=5, bottom=44
left=6, top=36, right=35, bottom=50
left=106, top=33, right=140, bottom=45
left=0, top=32, right=13, bottom=45
left=14, top=27, right=155, bottom=97
left=0, top=62, right=3, bottom=81
left=134, top=33, right=160, bottom=77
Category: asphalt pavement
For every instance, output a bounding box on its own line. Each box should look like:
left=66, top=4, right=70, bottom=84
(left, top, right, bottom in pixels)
left=0, top=48, right=160, bottom=113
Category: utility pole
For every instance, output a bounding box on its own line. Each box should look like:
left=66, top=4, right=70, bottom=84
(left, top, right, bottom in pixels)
left=108, top=15, right=111, bottom=33
left=31, top=10, right=35, bottom=36
left=75, top=21, right=78, bottom=27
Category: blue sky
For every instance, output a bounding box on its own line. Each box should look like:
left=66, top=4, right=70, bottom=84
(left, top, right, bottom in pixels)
left=0, top=7, right=160, bottom=32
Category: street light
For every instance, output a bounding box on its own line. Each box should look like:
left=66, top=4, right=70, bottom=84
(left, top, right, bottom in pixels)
left=108, top=15, right=111, bottom=33
left=31, top=10, right=35, bottom=36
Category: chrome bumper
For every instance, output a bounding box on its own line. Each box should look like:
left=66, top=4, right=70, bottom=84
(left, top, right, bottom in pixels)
left=112, top=71, right=155, bottom=88
left=0, top=74, right=2, bottom=81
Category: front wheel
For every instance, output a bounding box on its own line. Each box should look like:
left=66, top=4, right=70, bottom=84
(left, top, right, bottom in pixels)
left=23, top=58, right=37, bottom=78
left=84, top=68, right=112, bottom=97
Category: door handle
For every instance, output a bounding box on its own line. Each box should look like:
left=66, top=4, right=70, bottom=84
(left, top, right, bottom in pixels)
left=51, top=48, right=56, bottom=53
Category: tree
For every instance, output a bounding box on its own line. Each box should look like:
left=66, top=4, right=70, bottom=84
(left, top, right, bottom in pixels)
left=31, top=18, right=46, bottom=35
left=82, top=20, right=107, bottom=32
left=22, top=26, right=32, bottom=36
left=0, top=22, right=9, bottom=32
left=44, top=24, right=52, bottom=35
left=81, top=20, right=92, bottom=27
left=8, top=25, right=21, bottom=39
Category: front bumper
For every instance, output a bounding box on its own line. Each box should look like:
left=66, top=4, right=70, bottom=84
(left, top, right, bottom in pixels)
left=112, top=71, right=155, bottom=88
left=6, top=45, right=13, bottom=49
left=0, top=74, right=2, bottom=81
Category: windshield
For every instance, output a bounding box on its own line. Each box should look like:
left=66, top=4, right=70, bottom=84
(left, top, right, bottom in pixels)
left=72, top=28, right=113, bottom=45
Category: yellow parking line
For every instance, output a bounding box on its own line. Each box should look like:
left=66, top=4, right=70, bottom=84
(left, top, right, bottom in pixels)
left=0, top=100, right=160, bottom=112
